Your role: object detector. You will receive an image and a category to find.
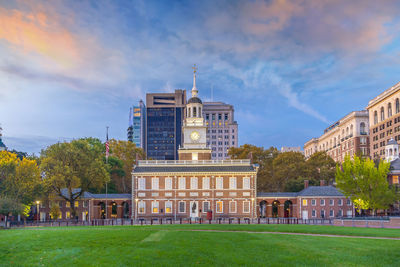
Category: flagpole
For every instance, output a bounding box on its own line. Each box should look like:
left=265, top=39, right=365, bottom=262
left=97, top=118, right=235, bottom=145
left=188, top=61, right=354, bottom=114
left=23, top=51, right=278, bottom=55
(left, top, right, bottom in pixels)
left=106, top=126, right=109, bottom=220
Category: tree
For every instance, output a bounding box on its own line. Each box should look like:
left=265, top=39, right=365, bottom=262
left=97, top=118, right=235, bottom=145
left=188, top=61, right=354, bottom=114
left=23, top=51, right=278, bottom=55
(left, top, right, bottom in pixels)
left=272, top=152, right=308, bottom=192
left=40, top=138, right=110, bottom=218
left=108, top=139, right=145, bottom=193
left=336, top=155, right=398, bottom=214
left=0, top=151, right=42, bottom=204
left=49, top=203, right=61, bottom=220
left=306, top=151, right=336, bottom=184
left=0, top=197, right=23, bottom=228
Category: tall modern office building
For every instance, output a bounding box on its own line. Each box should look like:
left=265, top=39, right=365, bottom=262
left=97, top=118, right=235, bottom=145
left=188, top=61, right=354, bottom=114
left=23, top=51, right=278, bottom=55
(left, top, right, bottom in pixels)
left=203, top=102, right=238, bottom=160
left=127, top=100, right=146, bottom=148
left=145, top=90, right=187, bottom=160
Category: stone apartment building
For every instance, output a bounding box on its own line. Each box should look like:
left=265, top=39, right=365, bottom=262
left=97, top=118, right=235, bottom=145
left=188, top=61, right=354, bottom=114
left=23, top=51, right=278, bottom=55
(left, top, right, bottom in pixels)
left=366, top=81, right=400, bottom=159
left=304, top=110, right=370, bottom=162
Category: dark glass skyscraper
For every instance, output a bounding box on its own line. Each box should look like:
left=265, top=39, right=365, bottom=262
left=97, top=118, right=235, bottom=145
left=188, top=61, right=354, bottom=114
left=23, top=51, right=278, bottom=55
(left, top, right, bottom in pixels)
left=145, top=90, right=186, bottom=160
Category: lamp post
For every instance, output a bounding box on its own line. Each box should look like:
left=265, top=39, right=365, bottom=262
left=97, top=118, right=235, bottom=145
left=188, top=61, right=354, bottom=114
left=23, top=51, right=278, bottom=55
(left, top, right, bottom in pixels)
left=36, top=200, right=40, bottom=223
left=135, top=198, right=138, bottom=221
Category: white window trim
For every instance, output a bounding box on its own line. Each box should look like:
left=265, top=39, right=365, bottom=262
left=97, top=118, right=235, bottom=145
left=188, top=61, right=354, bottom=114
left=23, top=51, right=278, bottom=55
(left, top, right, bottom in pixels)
left=338, top=199, right=343, bottom=206
left=191, top=177, right=198, bottom=190
left=311, top=199, right=316, bottom=206
left=178, top=201, right=186, bottom=213
left=179, top=177, right=186, bottom=190
left=320, top=199, right=325, bottom=206
left=229, top=177, right=237, bottom=190
left=243, top=177, right=250, bottom=189
left=312, top=209, right=316, bottom=217
left=152, top=178, right=159, bottom=190
left=216, top=201, right=223, bottom=213
left=330, top=209, right=334, bottom=217
left=243, top=201, right=250, bottom=213
left=151, top=201, right=159, bottom=213
left=138, top=178, right=146, bottom=190
left=216, top=177, right=223, bottom=190
left=229, top=201, right=237, bottom=213
left=203, top=201, right=210, bottom=213
left=165, top=201, right=172, bottom=214
left=203, top=177, right=210, bottom=190
left=138, top=201, right=146, bottom=214
left=329, top=199, right=334, bottom=206
left=165, top=177, right=172, bottom=190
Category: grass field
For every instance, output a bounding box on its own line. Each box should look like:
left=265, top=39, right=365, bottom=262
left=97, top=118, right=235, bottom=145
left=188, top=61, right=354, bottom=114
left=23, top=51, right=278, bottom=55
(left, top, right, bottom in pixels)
left=1, top=224, right=400, bottom=266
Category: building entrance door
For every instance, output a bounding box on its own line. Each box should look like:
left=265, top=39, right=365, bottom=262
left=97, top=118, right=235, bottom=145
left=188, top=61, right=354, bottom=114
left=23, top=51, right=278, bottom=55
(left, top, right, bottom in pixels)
left=302, top=210, right=308, bottom=220
left=190, top=201, right=199, bottom=218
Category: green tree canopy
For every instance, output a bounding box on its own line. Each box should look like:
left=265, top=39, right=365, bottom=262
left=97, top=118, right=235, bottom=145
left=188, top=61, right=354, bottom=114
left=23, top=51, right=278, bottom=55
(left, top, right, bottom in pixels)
left=40, top=138, right=110, bottom=218
left=336, top=155, right=398, bottom=213
left=306, top=151, right=336, bottom=184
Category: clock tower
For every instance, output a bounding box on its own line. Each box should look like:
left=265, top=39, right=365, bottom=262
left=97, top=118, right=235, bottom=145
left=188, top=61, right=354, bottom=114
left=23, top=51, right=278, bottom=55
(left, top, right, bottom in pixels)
left=178, top=65, right=211, bottom=160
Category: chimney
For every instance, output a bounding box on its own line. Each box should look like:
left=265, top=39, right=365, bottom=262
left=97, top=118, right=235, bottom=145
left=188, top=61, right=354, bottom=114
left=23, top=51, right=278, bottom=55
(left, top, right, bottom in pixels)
left=304, top=180, right=309, bottom=189
left=320, top=180, right=325, bottom=186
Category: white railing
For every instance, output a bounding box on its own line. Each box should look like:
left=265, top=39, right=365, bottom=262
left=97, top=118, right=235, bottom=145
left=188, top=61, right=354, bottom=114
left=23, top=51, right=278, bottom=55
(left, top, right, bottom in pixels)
left=137, top=159, right=251, bottom=166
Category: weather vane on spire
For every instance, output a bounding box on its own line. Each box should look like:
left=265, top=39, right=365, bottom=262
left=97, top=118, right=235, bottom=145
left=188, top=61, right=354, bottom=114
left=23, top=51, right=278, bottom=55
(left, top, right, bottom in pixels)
left=192, top=64, right=197, bottom=74
left=191, top=64, right=198, bottom=97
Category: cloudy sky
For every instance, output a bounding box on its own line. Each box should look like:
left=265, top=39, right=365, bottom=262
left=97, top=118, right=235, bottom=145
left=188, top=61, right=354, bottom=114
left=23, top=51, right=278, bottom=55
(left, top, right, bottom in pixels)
left=1, top=0, right=400, bottom=154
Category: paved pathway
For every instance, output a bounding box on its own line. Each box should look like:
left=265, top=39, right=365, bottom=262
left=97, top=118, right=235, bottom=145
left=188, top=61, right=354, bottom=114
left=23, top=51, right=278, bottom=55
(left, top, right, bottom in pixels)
left=183, top=229, right=400, bottom=240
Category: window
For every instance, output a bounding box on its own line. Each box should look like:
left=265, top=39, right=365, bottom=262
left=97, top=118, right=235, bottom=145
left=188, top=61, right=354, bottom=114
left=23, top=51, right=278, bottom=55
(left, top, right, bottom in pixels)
left=320, top=199, right=325, bottom=206
left=320, top=210, right=325, bottom=218
left=138, top=178, right=146, bottom=190
left=216, top=201, right=223, bottom=213
left=329, top=199, right=334, bottom=206
left=243, top=177, right=250, bottom=189
left=388, top=103, right=392, bottom=117
left=229, top=177, right=237, bottom=189
left=203, top=177, right=210, bottom=189
left=216, top=177, right=223, bottom=189
left=152, top=178, right=159, bottom=190
left=329, top=209, right=334, bottom=217
left=229, top=201, right=237, bottom=213
left=179, top=177, right=186, bottom=190
left=66, top=211, right=70, bottom=218
left=224, top=114, right=228, bottom=120
left=243, top=201, right=250, bottom=213
left=338, top=199, right=343, bottom=206
left=381, top=107, right=385, bottom=121
left=397, top=99, right=400, bottom=114
left=179, top=202, right=185, bottom=213
left=138, top=201, right=145, bottom=214
left=165, top=177, right=172, bottom=190
left=374, top=111, right=378, bottom=124
left=346, top=199, right=351, bottom=205
left=206, top=114, right=209, bottom=120
left=191, top=177, right=198, bottom=189
left=393, top=176, right=399, bottom=184
left=338, top=209, right=343, bottom=217
left=360, top=122, right=366, bottom=134
left=302, top=199, right=308, bottom=206
left=83, top=201, right=87, bottom=208
left=152, top=201, right=159, bottom=213
left=193, top=107, right=197, bottom=117
left=203, top=201, right=210, bottom=212
left=311, top=199, right=316, bottom=206
left=165, top=201, right=172, bottom=213
left=312, top=210, right=316, bottom=217
left=74, top=201, right=79, bottom=208
left=218, top=114, right=222, bottom=120
left=66, top=202, right=70, bottom=208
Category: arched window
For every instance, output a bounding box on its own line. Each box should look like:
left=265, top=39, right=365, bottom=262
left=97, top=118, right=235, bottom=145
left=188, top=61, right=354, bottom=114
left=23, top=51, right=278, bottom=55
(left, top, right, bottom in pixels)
left=199, top=107, right=202, bottom=117
left=390, top=149, right=393, bottom=156
left=374, top=111, right=378, bottom=124
left=111, top=202, right=117, bottom=216
left=193, top=107, right=197, bottom=117
left=360, top=122, right=366, bottom=134
left=381, top=107, right=385, bottom=121
left=388, top=103, right=392, bottom=117
left=334, top=137, right=336, bottom=146
left=396, top=99, right=400, bottom=114
left=346, top=127, right=349, bottom=136
left=350, top=125, right=353, bottom=135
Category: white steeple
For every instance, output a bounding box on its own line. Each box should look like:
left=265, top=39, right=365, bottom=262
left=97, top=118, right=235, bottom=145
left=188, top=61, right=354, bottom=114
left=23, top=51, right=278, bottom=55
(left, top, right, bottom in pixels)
left=192, top=64, right=198, bottom=97
left=386, top=138, right=399, bottom=162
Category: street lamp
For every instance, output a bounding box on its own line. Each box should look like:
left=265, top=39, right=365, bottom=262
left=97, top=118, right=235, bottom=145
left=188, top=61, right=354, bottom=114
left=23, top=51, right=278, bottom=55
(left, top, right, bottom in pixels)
left=36, top=200, right=40, bottom=223
left=135, top=199, right=139, bottom=221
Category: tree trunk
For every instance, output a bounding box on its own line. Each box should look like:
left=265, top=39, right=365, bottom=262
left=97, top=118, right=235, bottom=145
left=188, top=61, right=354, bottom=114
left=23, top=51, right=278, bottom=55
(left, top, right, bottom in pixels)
left=70, top=200, right=77, bottom=219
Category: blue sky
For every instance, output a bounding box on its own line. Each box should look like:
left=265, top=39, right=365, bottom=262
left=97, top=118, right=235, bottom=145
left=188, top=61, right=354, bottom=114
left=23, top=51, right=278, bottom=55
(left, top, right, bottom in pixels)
left=1, top=0, right=400, bottom=154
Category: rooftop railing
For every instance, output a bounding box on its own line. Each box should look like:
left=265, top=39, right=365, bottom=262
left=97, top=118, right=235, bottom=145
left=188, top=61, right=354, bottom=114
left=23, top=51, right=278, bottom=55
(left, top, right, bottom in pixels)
left=137, top=159, right=252, bottom=166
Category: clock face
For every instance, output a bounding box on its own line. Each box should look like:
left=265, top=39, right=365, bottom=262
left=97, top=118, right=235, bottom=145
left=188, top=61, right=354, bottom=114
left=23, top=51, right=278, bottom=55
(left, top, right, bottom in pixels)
left=190, top=131, right=200, bottom=141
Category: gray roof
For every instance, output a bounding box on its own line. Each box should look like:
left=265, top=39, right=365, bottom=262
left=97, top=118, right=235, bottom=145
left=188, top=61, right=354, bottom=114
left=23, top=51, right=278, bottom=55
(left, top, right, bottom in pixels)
left=257, top=192, right=298, bottom=197
left=90, top=193, right=131, bottom=199
left=133, top=165, right=256, bottom=173
left=60, top=188, right=94, bottom=199
left=188, top=97, right=202, bottom=104
left=390, top=158, right=400, bottom=171
left=297, top=186, right=344, bottom=197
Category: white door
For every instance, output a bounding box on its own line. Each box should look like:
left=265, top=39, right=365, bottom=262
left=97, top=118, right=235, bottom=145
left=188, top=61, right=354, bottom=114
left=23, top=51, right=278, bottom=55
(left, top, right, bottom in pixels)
left=190, top=201, right=199, bottom=218
left=40, top=212, right=46, bottom=222
left=302, top=210, right=308, bottom=220
left=82, top=212, right=87, bottom=221
left=346, top=210, right=352, bottom=217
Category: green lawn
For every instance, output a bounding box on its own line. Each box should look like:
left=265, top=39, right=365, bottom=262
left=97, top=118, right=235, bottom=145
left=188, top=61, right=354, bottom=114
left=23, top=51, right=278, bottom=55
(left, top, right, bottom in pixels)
left=1, top=225, right=399, bottom=266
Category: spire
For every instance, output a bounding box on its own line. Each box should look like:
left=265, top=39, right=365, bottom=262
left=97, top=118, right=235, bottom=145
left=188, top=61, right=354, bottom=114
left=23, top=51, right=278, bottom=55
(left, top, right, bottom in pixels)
left=192, top=64, right=198, bottom=97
